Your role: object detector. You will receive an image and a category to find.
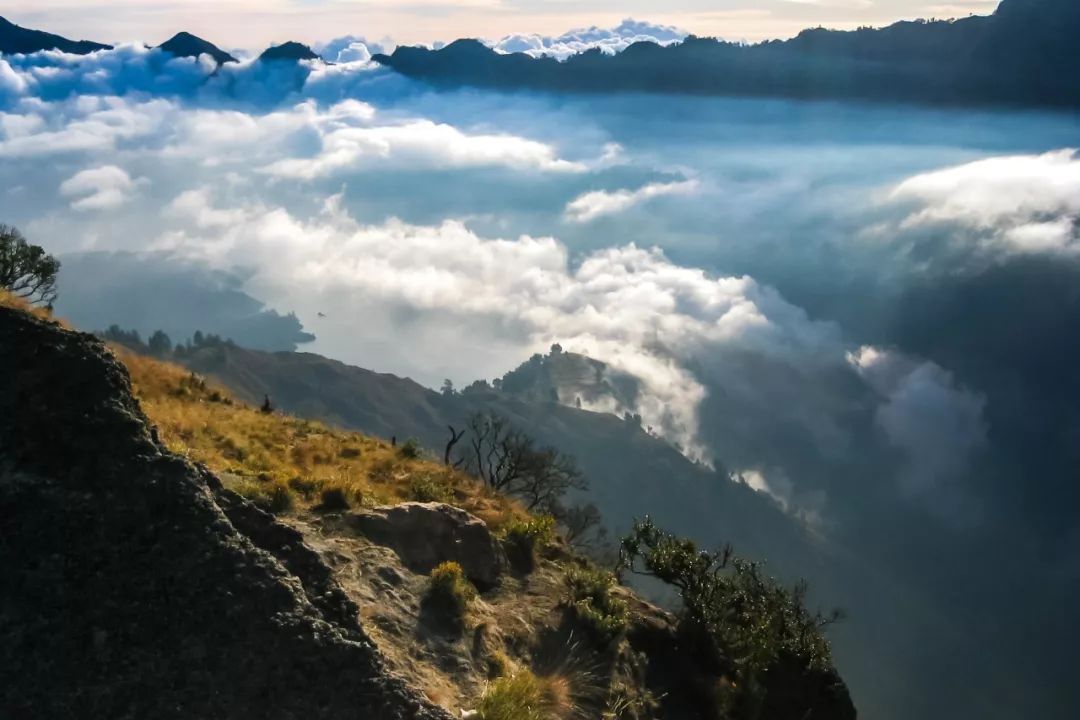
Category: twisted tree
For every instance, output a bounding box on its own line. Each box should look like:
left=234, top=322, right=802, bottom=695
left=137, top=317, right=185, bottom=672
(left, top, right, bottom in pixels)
left=0, top=225, right=60, bottom=308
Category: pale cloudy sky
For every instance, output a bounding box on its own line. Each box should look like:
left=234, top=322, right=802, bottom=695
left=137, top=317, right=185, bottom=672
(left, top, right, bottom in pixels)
left=4, top=0, right=1000, bottom=48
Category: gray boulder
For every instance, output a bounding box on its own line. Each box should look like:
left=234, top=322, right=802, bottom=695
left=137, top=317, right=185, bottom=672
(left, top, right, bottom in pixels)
left=349, top=502, right=504, bottom=588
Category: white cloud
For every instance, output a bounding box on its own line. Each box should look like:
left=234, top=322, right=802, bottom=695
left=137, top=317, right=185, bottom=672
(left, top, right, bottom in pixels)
left=59, top=165, right=142, bottom=211
left=0, top=60, right=29, bottom=96
left=565, top=179, right=699, bottom=222
left=315, top=36, right=393, bottom=64
left=159, top=190, right=856, bottom=461
left=848, top=345, right=987, bottom=498
left=262, top=117, right=586, bottom=179
left=737, top=468, right=827, bottom=527
left=890, top=149, right=1080, bottom=256
left=0, top=97, right=172, bottom=157
left=489, top=18, right=688, bottom=61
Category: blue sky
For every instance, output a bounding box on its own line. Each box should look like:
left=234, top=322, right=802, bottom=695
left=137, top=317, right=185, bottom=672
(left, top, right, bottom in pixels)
left=4, top=0, right=999, bottom=48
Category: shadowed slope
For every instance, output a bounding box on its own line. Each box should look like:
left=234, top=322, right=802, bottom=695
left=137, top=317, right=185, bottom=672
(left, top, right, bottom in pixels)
left=0, top=304, right=452, bottom=720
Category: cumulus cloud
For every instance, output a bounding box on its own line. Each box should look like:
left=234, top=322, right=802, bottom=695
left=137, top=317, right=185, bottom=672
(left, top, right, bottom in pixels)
left=0, top=96, right=173, bottom=157
left=262, top=116, right=587, bottom=179
left=315, top=36, right=393, bottom=64
left=848, top=346, right=987, bottom=499
left=489, top=18, right=688, bottom=61
left=890, top=149, right=1080, bottom=256
left=59, top=165, right=143, bottom=211
left=565, top=179, right=699, bottom=222
left=159, top=190, right=862, bottom=461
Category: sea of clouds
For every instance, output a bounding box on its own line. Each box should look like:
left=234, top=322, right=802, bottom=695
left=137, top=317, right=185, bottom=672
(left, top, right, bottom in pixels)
left=3, top=25, right=1080, bottom=720
left=0, top=35, right=1069, bottom=515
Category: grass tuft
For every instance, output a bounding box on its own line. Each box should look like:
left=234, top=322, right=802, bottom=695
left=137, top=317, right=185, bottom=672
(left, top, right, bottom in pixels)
left=564, top=566, right=628, bottom=646
left=477, top=669, right=579, bottom=720
left=501, top=514, right=556, bottom=573
left=425, top=561, right=478, bottom=628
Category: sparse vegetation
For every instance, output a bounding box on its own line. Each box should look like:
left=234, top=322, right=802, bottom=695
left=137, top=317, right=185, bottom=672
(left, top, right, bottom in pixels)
left=110, top=345, right=518, bottom=529
left=564, top=566, right=628, bottom=646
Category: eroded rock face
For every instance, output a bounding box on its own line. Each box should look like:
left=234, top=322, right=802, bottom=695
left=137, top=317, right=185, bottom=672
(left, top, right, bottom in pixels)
left=0, top=306, right=452, bottom=720
left=348, top=503, right=505, bottom=588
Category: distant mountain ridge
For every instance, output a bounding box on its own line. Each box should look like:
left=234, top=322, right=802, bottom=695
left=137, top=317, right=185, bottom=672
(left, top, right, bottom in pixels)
left=5, top=1, right=1079, bottom=108
left=374, top=0, right=1080, bottom=109
left=0, top=15, right=111, bottom=55
left=0, top=17, right=319, bottom=65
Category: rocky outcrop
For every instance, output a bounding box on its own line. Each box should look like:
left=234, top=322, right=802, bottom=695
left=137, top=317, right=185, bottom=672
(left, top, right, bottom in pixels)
left=0, top=305, right=452, bottom=720
left=349, top=503, right=505, bottom=588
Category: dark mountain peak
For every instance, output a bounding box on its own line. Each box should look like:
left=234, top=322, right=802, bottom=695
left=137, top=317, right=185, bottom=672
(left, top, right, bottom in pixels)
left=441, top=38, right=492, bottom=55
left=158, top=31, right=237, bottom=65
left=0, top=15, right=111, bottom=55
left=258, top=41, right=320, bottom=63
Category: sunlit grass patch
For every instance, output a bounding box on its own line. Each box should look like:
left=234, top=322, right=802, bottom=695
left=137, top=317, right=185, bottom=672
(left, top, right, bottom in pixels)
left=110, top=344, right=519, bottom=525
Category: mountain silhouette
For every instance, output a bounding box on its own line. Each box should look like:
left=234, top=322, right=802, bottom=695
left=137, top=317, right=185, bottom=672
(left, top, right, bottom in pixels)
left=258, top=41, right=320, bottom=63
left=158, top=31, right=237, bottom=65
left=375, top=0, right=1080, bottom=109
left=0, top=15, right=111, bottom=55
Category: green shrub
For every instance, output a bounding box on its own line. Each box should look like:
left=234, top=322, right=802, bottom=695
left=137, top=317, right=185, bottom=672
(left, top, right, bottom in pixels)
left=564, top=566, right=628, bottom=646
left=408, top=473, right=454, bottom=503
left=426, top=561, right=477, bottom=621
left=618, top=518, right=843, bottom=709
left=501, top=514, right=556, bottom=572
left=398, top=437, right=423, bottom=459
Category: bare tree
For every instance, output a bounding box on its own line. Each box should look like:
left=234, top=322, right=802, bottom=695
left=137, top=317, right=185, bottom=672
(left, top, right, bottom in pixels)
left=0, top=225, right=60, bottom=308
left=464, top=412, right=530, bottom=492
left=460, top=411, right=587, bottom=511
left=514, top=446, right=586, bottom=512
left=555, top=501, right=605, bottom=549
left=444, top=425, right=467, bottom=468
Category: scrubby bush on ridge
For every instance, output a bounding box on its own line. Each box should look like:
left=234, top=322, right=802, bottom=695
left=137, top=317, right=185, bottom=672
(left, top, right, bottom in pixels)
left=618, top=517, right=843, bottom=715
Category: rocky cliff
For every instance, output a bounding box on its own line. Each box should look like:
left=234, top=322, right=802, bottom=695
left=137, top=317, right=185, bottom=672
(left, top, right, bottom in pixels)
left=0, top=304, right=451, bottom=718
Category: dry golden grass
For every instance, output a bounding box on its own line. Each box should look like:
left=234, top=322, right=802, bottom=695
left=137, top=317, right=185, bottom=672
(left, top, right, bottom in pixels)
left=111, top=344, right=521, bottom=526
left=0, top=289, right=64, bottom=323
left=1, top=291, right=522, bottom=525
